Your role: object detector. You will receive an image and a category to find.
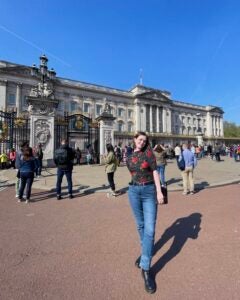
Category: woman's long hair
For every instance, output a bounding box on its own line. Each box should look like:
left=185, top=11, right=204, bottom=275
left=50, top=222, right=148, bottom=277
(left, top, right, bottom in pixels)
left=133, top=131, right=150, bottom=152
left=154, top=144, right=164, bottom=153
left=22, top=146, right=33, bottom=160
left=106, top=143, right=114, bottom=154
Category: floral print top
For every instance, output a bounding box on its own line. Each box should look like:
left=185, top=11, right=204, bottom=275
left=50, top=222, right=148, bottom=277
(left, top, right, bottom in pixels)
left=126, top=147, right=157, bottom=184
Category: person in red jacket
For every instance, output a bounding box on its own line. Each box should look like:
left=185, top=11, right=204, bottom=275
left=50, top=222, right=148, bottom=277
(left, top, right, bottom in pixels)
left=9, top=148, right=16, bottom=169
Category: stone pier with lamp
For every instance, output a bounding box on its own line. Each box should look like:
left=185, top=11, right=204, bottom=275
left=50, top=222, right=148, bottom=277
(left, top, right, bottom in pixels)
left=27, top=55, right=58, bottom=166
left=96, top=101, right=116, bottom=164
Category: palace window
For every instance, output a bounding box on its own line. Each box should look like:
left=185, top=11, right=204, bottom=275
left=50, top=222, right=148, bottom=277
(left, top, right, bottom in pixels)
left=118, top=121, right=124, bottom=132
left=118, top=108, right=124, bottom=117
left=96, top=104, right=102, bottom=115
left=7, top=94, right=15, bottom=105
left=83, top=103, right=90, bottom=113
left=128, top=109, right=133, bottom=118
left=128, top=122, right=133, bottom=132
left=71, top=101, right=77, bottom=112
left=22, top=95, right=28, bottom=108
left=58, top=100, right=65, bottom=111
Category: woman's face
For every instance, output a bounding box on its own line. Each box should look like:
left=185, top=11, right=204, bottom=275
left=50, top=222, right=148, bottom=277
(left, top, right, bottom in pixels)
left=134, top=135, right=147, bottom=151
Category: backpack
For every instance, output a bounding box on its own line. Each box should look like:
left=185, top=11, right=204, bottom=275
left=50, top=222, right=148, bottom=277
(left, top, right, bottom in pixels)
left=116, top=146, right=121, bottom=156
left=54, top=148, right=68, bottom=166
left=177, top=154, right=185, bottom=171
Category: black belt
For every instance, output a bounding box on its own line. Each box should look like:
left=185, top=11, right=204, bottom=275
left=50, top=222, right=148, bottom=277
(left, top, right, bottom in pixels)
left=129, top=181, right=154, bottom=186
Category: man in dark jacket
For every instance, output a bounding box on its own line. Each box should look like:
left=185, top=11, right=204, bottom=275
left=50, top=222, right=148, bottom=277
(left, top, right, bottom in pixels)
left=54, top=139, right=75, bottom=200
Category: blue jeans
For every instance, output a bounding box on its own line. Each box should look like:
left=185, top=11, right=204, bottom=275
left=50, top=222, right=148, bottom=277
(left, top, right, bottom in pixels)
left=35, top=159, right=42, bottom=176
left=157, top=165, right=166, bottom=186
left=128, top=184, right=157, bottom=271
left=19, top=172, right=34, bottom=200
left=56, top=168, right=73, bottom=195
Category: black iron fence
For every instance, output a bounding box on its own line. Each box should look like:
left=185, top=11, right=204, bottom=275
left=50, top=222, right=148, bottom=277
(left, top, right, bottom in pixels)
left=0, top=111, right=30, bottom=153
left=0, top=110, right=99, bottom=163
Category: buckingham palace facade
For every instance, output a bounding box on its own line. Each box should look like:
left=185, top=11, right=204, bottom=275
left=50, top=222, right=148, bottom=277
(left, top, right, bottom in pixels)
left=0, top=59, right=224, bottom=147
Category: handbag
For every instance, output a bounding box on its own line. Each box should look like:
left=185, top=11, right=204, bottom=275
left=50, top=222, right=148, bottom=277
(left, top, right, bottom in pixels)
left=161, top=184, right=168, bottom=204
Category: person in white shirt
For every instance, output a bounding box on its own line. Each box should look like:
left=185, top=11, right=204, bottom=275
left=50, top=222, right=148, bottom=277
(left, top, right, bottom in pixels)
left=174, top=143, right=181, bottom=161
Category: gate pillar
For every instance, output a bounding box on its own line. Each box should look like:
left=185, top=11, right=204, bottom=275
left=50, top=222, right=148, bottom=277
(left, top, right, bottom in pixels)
left=96, top=103, right=116, bottom=164
left=27, top=92, right=59, bottom=167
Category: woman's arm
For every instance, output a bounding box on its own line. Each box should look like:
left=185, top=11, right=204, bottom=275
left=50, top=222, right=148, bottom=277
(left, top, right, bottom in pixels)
left=104, top=152, right=114, bottom=164
left=153, top=170, right=164, bottom=205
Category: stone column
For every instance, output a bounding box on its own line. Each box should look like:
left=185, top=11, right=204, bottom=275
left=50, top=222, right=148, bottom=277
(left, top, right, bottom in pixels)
left=220, top=117, right=224, bottom=137
left=156, top=106, right=159, bottom=132
left=135, top=100, right=141, bottom=131
left=149, top=105, right=153, bottom=132
left=0, top=80, right=8, bottom=110
left=141, top=106, right=146, bottom=131
left=218, top=117, right=221, bottom=136
left=206, top=112, right=212, bottom=137
left=162, top=107, right=167, bottom=133
left=167, top=109, right=172, bottom=133
left=16, top=83, right=22, bottom=117
left=212, top=116, right=216, bottom=136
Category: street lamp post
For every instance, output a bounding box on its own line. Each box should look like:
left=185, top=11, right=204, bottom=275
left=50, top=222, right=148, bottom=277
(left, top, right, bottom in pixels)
left=31, top=54, right=56, bottom=83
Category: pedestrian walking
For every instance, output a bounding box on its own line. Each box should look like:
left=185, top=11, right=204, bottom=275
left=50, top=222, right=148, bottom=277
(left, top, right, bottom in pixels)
left=0, top=151, right=8, bottom=169
left=54, top=139, right=75, bottom=200
left=15, top=141, right=29, bottom=198
left=114, top=144, right=122, bottom=166
left=153, top=144, right=167, bottom=187
left=215, top=143, right=221, bottom=162
left=9, top=148, right=16, bottom=169
left=104, top=144, right=119, bottom=197
left=75, top=147, right=82, bottom=165
left=174, top=143, right=181, bottom=161
left=35, top=143, right=43, bottom=177
left=126, top=131, right=164, bottom=294
left=181, top=143, right=197, bottom=195
left=18, top=146, right=37, bottom=203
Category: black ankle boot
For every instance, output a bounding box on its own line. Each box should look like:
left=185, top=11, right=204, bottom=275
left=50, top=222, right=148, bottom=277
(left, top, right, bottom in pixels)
left=141, top=269, right=156, bottom=294
left=135, top=257, right=140, bottom=268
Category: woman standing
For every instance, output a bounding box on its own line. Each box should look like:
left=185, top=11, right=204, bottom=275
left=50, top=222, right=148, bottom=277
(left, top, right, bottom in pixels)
left=153, top=144, right=167, bottom=187
left=9, top=148, right=16, bottom=169
left=18, top=146, right=37, bottom=203
left=104, top=144, right=119, bottom=197
left=75, top=147, right=82, bottom=165
left=126, top=132, right=164, bottom=294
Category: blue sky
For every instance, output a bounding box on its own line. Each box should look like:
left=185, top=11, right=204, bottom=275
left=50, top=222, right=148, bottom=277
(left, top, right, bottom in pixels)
left=1, top=0, right=240, bottom=124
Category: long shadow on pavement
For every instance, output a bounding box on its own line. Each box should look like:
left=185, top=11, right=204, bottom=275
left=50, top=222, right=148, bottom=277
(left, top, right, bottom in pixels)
left=167, top=178, right=182, bottom=185
left=31, top=189, right=82, bottom=202
left=195, top=181, right=209, bottom=192
left=151, top=213, right=202, bottom=278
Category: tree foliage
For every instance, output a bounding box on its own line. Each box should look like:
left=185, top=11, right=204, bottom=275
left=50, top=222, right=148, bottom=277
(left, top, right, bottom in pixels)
left=224, top=121, right=240, bottom=137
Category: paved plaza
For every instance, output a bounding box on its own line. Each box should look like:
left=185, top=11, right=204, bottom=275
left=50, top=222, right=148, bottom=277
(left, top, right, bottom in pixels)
left=0, top=156, right=240, bottom=194
left=0, top=156, right=240, bottom=299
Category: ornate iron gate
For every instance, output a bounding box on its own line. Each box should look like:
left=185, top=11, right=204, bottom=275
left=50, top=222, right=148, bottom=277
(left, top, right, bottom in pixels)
left=54, top=113, right=68, bottom=149
left=64, top=113, right=100, bottom=163
left=0, top=111, right=30, bottom=153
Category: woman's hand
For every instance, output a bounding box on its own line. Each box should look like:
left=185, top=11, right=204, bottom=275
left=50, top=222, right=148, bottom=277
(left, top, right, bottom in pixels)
left=157, top=190, right=165, bottom=205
